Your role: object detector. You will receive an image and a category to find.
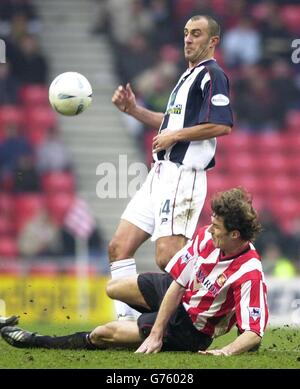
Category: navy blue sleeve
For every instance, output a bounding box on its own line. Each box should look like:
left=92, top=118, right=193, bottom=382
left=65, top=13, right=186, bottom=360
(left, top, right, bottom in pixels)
left=198, top=66, right=233, bottom=127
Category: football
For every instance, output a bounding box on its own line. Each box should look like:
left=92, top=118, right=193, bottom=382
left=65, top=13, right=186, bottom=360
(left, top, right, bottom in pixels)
left=49, top=72, right=92, bottom=116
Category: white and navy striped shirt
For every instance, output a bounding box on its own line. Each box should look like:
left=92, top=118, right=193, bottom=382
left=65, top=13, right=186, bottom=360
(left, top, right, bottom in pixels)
left=153, top=59, right=233, bottom=170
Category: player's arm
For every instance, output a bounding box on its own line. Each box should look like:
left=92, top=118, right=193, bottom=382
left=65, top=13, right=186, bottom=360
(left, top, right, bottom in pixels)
left=112, top=83, right=164, bottom=130
left=200, top=278, right=267, bottom=357
left=199, top=330, right=261, bottom=356
left=135, top=280, right=185, bottom=354
left=153, top=122, right=231, bottom=153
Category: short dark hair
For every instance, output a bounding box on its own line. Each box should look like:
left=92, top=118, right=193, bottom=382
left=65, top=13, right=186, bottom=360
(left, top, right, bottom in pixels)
left=190, top=15, right=221, bottom=37
left=211, top=187, right=262, bottom=241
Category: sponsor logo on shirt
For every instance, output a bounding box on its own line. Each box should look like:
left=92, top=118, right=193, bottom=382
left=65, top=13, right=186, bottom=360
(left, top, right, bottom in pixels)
left=180, top=251, right=193, bottom=264
left=167, top=104, right=182, bottom=115
left=211, top=94, right=230, bottom=106
left=248, top=306, right=261, bottom=320
left=195, top=268, right=218, bottom=296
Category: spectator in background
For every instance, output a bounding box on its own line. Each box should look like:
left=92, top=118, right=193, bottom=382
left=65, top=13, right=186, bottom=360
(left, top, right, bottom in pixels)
left=233, top=64, right=283, bottom=131
left=36, top=129, right=73, bottom=173
left=13, top=34, right=48, bottom=84
left=115, top=34, right=155, bottom=85
left=0, top=62, right=19, bottom=105
left=13, top=153, right=41, bottom=193
left=18, top=210, right=60, bottom=257
left=222, top=18, right=261, bottom=68
left=0, top=0, right=38, bottom=23
left=270, top=59, right=300, bottom=112
left=258, top=2, right=292, bottom=65
left=286, top=217, right=300, bottom=270
left=255, top=208, right=288, bottom=258
left=0, top=124, right=33, bottom=175
left=61, top=225, right=105, bottom=260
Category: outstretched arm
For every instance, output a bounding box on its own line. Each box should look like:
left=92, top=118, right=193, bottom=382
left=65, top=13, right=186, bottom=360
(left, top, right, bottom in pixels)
left=135, top=280, right=185, bottom=354
left=112, top=83, right=164, bottom=130
left=199, top=330, right=261, bottom=356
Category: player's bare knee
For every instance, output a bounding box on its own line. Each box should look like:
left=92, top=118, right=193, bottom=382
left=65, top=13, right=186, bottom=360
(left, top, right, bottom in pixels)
left=106, top=278, right=122, bottom=299
left=90, top=324, right=114, bottom=345
left=108, top=236, right=133, bottom=262
left=155, top=242, right=175, bottom=270
left=155, top=255, right=169, bottom=271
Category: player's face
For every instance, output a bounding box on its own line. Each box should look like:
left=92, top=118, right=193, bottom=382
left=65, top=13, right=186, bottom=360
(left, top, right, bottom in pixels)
left=208, top=215, right=231, bottom=249
left=184, top=18, right=213, bottom=66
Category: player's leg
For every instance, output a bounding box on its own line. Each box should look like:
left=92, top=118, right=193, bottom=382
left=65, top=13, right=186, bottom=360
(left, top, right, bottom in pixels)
left=155, top=235, right=187, bottom=270
left=0, top=322, right=142, bottom=350
left=106, top=275, right=151, bottom=310
left=108, top=167, right=156, bottom=320
left=90, top=321, right=142, bottom=348
left=153, top=164, right=207, bottom=269
left=0, top=315, right=19, bottom=329
left=108, top=220, right=150, bottom=320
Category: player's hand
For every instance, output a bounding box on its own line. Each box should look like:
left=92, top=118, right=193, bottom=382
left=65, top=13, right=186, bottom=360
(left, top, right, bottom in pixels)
left=198, top=349, right=231, bottom=356
left=135, top=336, right=163, bottom=354
left=152, top=130, right=177, bottom=153
left=112, top=83, right=136, bottom=113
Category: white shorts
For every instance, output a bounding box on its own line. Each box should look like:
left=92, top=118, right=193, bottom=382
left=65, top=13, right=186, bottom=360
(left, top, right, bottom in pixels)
left=121, top=161, right=207, bottom=241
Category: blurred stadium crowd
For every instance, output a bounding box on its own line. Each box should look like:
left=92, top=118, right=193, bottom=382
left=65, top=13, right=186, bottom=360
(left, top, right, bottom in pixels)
left=0, top=0, right=105, bottom=275
left=0, top=0, right=300, bottom=277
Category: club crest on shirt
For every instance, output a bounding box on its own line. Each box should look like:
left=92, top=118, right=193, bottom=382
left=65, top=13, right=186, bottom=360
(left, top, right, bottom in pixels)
left=248, top=307, right=261, bottom=320
left=216, top=273, right=227, bottom=287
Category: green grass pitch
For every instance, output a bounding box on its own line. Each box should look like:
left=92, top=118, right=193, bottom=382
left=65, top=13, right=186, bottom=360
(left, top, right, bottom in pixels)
left=0, top=323, right=299, bottom=369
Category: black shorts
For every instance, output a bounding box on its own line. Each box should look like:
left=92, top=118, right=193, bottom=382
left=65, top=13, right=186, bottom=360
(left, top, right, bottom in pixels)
left=135, top=273, right=212, bottom=352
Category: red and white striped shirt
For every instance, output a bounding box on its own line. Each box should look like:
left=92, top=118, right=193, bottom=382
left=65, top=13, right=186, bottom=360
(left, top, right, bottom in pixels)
left=165, top=226, right=269, bottom=338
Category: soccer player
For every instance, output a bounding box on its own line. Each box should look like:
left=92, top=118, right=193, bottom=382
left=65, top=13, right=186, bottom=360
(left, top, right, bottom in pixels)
left=0, top=315, right=18, bottom=329
left=1, top=188, right=268, bottom=356
left=109, top=15, right=233, bottom=320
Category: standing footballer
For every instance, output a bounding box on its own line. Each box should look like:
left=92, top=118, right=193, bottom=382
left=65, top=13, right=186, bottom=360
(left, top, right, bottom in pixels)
left=109, top=15, right=234, bottom=320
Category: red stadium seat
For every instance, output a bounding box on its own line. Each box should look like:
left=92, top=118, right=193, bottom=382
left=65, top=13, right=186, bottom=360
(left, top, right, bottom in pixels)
left=0, top=216, right=15, bottom=236
left=15, top=194, right=44, bottom=232
left=42, top=172, right=75, bottom=194
left=257, top=153, right=289, bottom=177
left=226, top=152, right=258, bottom=175
left=285, top=110, right=300, bottom=133
left=45, top=193, right=75, bottom=225
left=0, top=193, right=14, bottom=217
left=263, top=175, right=295, bottom=197
left=29, top=262, right=59, bottom=276
left=236, top=175, right=264, bottom=196
left=251, top=3, right=270, bottom=21
left=64, top=263, right=98, bottom=276
left=219, top=132, right=256, bottom=154
left=270, top=196, right=300, bottom=232
left=206, top=173, right=237, bottom=193
left=280, top=6, right=300, bottom=34
left=0, top=106, right=23, bottom=131
left=24, top=107, right=57, bottom=131
left=0, top=237, right=18, bottom=257
left=26, top=125, right=48, bottom=146
left=19, top=85, right=49, bottom=107
left=256, top=133, right=284, bottom=154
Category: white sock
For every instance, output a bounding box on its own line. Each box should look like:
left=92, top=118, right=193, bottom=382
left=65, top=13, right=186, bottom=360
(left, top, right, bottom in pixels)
left=110, top=258, right=140, bottom=320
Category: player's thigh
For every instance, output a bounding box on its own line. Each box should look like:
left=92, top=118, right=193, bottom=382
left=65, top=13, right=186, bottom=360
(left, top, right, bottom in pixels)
left=106, top=275, right=150, bottom=309
left=152, top=165, right=207, bottom=242
left=155, top=235, right=187, bottom=269
left=108, top=219, right=150, bottom=260
left=120, top=167, right=156, bottom=238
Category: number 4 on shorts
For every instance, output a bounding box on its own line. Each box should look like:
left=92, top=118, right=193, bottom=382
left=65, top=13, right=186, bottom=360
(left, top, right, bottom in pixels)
left=160, top=199, right=171, bottom=215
